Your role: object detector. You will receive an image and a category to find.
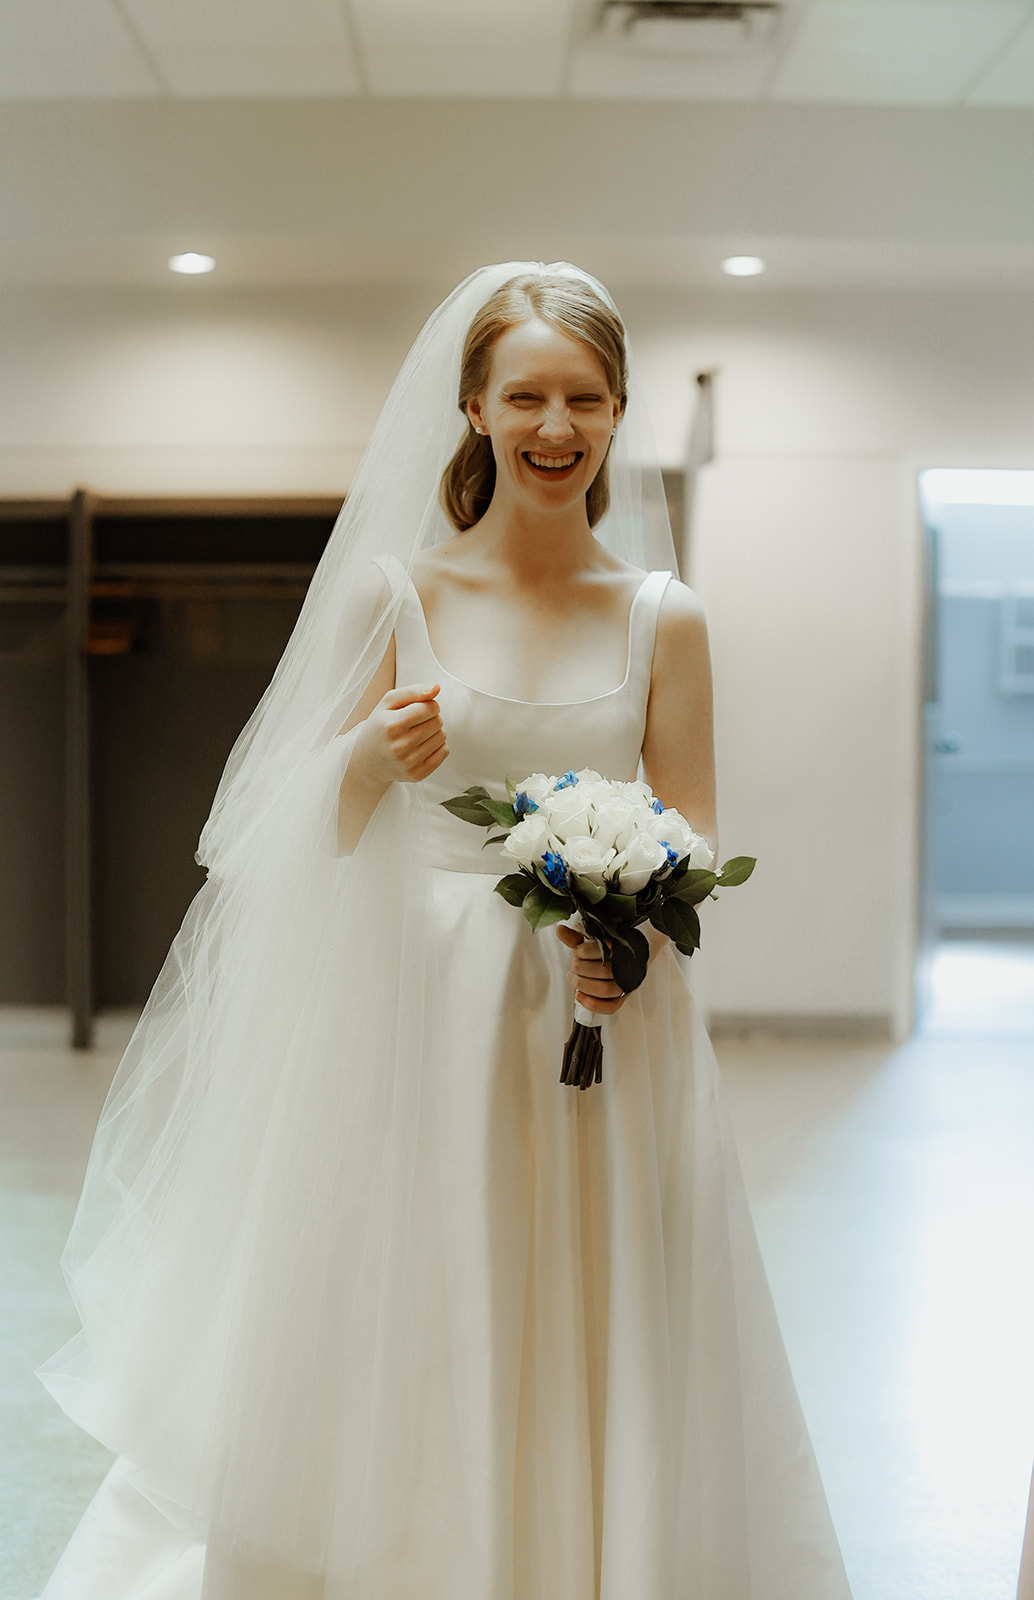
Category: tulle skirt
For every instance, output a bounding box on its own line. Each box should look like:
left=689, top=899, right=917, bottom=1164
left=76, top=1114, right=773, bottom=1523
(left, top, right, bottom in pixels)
left=38, top=767, right=850, bottom=1599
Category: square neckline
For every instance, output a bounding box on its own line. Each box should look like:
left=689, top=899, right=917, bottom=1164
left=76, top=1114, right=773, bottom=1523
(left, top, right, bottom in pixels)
left=402, top=568, right=662, bottom=709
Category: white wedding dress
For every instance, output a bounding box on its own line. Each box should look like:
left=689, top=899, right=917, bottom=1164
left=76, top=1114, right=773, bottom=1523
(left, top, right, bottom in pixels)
left=37, top=566, right=851, bottom=1600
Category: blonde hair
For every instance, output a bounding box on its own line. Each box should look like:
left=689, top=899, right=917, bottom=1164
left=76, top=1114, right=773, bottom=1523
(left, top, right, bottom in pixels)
left=439, top=272, right=628, bottom=533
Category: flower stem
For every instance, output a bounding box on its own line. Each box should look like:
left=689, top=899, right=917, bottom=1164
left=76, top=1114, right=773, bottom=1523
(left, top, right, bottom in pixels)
left=560, top=1022, right=604, bottom=1090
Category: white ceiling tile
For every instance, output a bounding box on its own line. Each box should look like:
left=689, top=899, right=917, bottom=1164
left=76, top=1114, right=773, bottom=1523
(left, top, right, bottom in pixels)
left=351, top=0, right=574, bottom=96
left=0, top=0, right=159, bottom=99
left=569, top=47, right=774, bottom=100
left=122, top=0, right=360, bottom=97
left=967, top=13, right=1034, bottom=105
left=769, top=1, right=1029, bottom=106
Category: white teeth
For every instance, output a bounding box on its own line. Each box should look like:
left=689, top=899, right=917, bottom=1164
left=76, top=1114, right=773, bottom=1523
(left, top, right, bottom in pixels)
left=528, top=452, right=578, bottom=470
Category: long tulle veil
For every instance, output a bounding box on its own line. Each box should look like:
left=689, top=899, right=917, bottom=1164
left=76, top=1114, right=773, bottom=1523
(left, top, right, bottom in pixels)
left=37, top=263, right=680, bottom=1574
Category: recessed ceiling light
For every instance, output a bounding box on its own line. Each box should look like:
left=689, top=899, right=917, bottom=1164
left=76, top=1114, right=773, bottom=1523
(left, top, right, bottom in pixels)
left=169, top=252, right=216, bottom=276
left=722, top=255, right=766, bottom=277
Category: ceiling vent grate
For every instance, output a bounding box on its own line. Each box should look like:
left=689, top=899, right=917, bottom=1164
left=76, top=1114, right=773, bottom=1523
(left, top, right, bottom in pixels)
left=596, top=0, right=782, bottom=55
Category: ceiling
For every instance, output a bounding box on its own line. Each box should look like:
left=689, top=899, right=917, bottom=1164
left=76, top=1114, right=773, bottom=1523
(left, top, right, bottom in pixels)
left=3, top=0, right=1034, bottom=107
left=2, top=2, right=1034, bottom=291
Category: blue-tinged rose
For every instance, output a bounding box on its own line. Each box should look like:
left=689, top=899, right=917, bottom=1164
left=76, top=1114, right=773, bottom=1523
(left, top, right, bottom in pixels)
left=643, top=807, right=714, bottom=868
left=516, top=772, right=555, bottom=807
left=652, top=797, right=664, bottom=815
left=514, top=790, right=539, bottom=819
left=554, top=770, right=579, bottom=790
left=542, top=850, right=569, bottom=890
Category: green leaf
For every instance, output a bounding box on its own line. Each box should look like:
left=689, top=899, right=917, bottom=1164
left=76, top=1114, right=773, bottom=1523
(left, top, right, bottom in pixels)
left=439, top=786, right=495, bottom=826
left=570, top=872, right=607, bottom=906
left=494, top=873, right=532, bottom=907
left=657, top=898, right=701, bottom=951
left=580, top=916, right=610, bottom=952
left=611, top=927, right=650, bottom=994
left=483, top=797, right=519, bottom=829
left=522, top=882, right=573, bottom=932
left=482, top=833, right=510, bottom=849
left=601, top=891, right=638, bottom=923
left=717, top=855, right=756, bottom=887
left=505, top=776, right=519, bottom=802
left=667, top=868, right=717, bottom=905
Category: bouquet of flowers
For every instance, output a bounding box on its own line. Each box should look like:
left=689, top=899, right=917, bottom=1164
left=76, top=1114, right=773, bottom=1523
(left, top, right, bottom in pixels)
left=441, top=768, right=755, bottom=1090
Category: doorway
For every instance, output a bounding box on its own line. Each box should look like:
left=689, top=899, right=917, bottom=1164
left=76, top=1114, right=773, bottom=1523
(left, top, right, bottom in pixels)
left=917, top=468, right=1034, bottom=1032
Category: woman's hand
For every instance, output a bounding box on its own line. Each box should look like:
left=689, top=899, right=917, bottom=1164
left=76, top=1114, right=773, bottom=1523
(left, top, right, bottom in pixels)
left=353, top=683, right=449, bottom=787
left=555, top=922, right=671, bottom=1015
left=555, top=925, right=627, bottom=1015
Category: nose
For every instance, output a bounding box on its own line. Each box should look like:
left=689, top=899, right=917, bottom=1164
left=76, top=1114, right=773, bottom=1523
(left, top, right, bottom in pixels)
left=537, top=401, right=575, bottom=443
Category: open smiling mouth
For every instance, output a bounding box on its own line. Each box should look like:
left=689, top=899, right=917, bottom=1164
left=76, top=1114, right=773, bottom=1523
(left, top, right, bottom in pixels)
left=523, top=451, right=584, bottom=479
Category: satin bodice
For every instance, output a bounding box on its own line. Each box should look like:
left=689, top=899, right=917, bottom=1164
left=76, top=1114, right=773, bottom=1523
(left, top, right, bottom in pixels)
left=384, top=559, right=672, bottom=873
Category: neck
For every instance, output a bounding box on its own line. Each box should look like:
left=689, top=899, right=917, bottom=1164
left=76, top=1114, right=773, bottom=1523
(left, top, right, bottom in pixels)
left=472, top=495, right=598, bottom=582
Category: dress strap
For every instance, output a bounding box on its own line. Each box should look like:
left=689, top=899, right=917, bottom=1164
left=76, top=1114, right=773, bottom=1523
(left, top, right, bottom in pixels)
left=626, top=570, right=672, bottom=701
left=373, top=552, right=409, bottom=598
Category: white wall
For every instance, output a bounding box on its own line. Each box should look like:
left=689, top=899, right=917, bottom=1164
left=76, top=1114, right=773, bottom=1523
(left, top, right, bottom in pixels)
left=0, top=284, right=435, bottom=496
left=622, top=286, right=1034, bottom=1034
left=6, top=279, right=1034, bottom=1033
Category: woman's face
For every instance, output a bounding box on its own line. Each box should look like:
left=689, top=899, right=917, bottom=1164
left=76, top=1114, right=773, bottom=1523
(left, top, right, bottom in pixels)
left=466, top=316, right=622, bottom=520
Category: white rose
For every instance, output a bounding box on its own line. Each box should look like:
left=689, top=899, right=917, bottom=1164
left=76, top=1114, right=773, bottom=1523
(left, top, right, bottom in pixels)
left=562, top=836, right=617, bottom=886
left=514, top=772, right=556, bottom=808
left=540, top=786, right=593, bottom=841
left=642, top=808, right=691, bottom=853
left=589, top=796, right=641, bottom=852
left=572, top=767, right=604, bottom=787
left=610, top=831, right=670, bottom=894
left=571, top=778, right=610, bottom=811
left=501, top=815, right=554, bottom=868
left=642, top=808, right=714, bottom=869
left=613, top=779, right=657, bottom=807
left=687, top=833, right=715, bottom=869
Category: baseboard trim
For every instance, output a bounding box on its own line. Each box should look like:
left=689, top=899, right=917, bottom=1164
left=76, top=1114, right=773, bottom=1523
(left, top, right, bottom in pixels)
left=708, top=1011, right=895, bottom=1043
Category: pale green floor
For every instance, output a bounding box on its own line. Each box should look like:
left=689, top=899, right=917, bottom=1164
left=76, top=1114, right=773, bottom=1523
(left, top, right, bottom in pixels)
left=5, top=946, right=1034, bottom=1600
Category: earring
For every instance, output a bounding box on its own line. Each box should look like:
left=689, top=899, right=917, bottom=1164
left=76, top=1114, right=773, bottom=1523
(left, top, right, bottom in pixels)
left=474, top=426, right=485, bottom=435
left=611, top=428, right=617, bottom=438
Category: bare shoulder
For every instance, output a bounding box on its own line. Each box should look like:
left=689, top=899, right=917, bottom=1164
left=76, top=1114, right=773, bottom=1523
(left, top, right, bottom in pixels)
left=656, top=578, right=709, bottom=647
left=411, top=538, right=480, bottom=605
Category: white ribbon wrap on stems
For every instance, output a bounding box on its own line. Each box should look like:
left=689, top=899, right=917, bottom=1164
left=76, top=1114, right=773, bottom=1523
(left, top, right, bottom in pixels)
left=561, top=913, right=606, bottom=1089
left=570, top=912, right=604, bottom=1032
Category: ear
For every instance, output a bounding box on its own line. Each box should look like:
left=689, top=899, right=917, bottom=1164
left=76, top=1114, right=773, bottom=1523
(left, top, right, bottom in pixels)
left=466, top=395, right=487, bottom=435
left=611, top=394, right=625, bottom=428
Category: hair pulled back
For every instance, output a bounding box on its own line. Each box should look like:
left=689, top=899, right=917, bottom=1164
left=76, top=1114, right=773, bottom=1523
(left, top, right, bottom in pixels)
left=439, top=272, right=628, bottom=533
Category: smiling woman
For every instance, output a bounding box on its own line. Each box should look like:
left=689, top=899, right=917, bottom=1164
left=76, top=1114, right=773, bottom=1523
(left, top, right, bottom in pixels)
left=439, top=270, right=626, bottom=532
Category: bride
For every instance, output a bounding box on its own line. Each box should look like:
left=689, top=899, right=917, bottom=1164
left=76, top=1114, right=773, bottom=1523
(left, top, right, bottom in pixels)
left=36, top=264, right=852, bottom=1600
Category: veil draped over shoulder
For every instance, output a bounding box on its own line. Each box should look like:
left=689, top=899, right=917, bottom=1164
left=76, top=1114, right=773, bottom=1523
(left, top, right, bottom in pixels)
left=38, top=265, right=680, bottom=1575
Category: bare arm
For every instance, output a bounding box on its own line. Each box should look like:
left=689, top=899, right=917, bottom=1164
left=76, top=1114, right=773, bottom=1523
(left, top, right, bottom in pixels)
left=559, top=579, right=717, bottom=1013
left=641, top=580, right=717, bottom=858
